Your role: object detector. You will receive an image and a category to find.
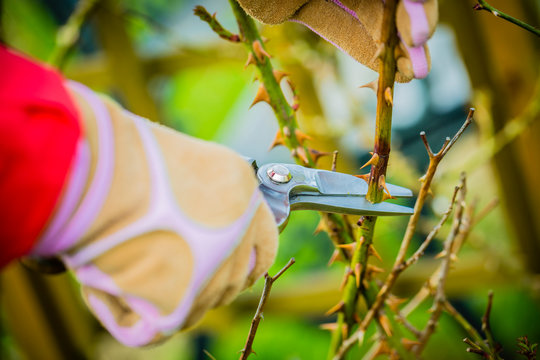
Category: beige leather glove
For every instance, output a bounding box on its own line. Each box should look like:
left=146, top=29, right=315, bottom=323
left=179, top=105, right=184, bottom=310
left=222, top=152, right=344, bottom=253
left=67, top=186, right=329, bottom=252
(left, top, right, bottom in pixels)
left=30, top=81, right=278, bottom=346
left=236, top=0, right=437, bottom=81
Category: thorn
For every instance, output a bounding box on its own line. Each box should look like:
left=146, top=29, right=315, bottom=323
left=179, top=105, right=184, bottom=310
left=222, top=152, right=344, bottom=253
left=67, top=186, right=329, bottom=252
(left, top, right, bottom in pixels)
left=354, top=174, right=370, bottom=183
left=337, top=243, right=356, bottom=252
left=294, top=128, right=312, bottom=145
left=402, top=338, right=422, bottom=350
left=328, top=249, right=342, bottom=266
left=371, top=43, right=385, bottom=64
left=359, top=79, right=378, bottom=93
left=268, top=130, right=285, bottom=150
left=244, top=52, right=256, bottom=68
left=295, top=146, right=309, bottom=164
left=450, top=253, right=458, bottom=262
left=360, top=152, right=379, bottom=170
left=339, top=267, right=353, bottom=291
left=418, top=174, right=426, bottom=183
left=283, top=126, right=291, bottom=138
left=366, top=265, right=385, bottom=278
left=325, top=301, right=345, bottom=316
left=382, top=192, right=395, bottom=202
left=384, top=87, right=393, bottom=106
left=292, top=103, right=300, bottom=111
left=379, top=314, right=393, bottom=336
left=287, top=79, right=296, bottom=92
left=252, top=40, right=271, bottom=62
left=314, top=219, right=327, bottom=235
left=373, top=341, right=391, bottom=357
left=308, top=148, right=331, bottom=164
left=320, top=322, right=338, bottom=331
left=250, top=85, right=271, bottom=108
left=354, top=263, right=362, bottom=287
left=362, top=279, right=370, bottom=289
left=338, top=243, right=356, bottom=260
left=357, top=236, right=366, bottom=247
left=368, top=245, right=383, bottom=262
left=387, top=295, right=407, bottom=312
left=353, top=313, right=362, bottom=324
left=341, top=323, right=348, bottom=340
left=273, top=69, right=288, bottom=83
left=378, top=175, right=393, bottom=197
left=434, top=250, right=447, bottom=259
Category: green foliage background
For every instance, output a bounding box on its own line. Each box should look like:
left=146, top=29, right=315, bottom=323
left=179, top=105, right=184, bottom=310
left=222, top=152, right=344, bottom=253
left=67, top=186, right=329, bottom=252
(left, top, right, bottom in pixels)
left=1, top=0, right=540, bottom=359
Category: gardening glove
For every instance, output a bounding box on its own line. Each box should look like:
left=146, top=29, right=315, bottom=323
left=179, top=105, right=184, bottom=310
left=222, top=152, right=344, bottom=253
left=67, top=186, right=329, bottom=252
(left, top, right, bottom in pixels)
left=236, top=0, right=437, bottom=81
left=30, top=81, right=279, bottom=347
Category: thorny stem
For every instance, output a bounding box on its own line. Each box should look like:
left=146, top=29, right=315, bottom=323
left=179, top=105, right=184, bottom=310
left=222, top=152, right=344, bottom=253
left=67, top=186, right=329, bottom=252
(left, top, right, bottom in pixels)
left=333, top=110, right=474, bottom=360
left=474, top=0, right=540, bottom=37
left=329, top=1, right=399, bottom=358
left=49, top=0, right=101, bottom=69
left=222, top=1, right=355, bottom=259
left=366, top=1, right=399, bottom=203
left=227, top=0, right=314, bottom=167
left=239, top=258, right=295, bottom=360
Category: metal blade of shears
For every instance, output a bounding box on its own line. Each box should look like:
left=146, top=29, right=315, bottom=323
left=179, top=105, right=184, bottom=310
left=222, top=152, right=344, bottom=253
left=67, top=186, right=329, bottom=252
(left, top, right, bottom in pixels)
left=247, top=159, right=414, bottom=232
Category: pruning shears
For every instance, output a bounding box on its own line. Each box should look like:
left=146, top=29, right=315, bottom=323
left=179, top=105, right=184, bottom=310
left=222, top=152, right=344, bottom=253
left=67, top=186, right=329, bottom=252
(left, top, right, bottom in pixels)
left=246, top=158, right=415, bottom=232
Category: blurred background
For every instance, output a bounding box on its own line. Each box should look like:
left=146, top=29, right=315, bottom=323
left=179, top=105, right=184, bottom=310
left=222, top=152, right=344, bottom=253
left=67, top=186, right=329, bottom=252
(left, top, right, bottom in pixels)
left=1, top=0, right=539, bottom=359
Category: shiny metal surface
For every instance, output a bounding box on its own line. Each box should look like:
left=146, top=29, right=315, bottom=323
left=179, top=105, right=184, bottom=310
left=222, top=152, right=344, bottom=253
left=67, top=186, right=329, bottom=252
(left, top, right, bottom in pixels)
left=266, top=164, right=292, bottom=184
left=249, top=160, right=415, bottom=232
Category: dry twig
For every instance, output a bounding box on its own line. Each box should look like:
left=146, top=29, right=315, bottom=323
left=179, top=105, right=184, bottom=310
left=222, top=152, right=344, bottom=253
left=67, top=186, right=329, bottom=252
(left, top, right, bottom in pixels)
left=412, top=174, right=467, bottom=355
left=402, top=186, right=460, bottom=270
left=239, top=258, right=295, bottom=359
left=473, top=0, right=540, bottom=37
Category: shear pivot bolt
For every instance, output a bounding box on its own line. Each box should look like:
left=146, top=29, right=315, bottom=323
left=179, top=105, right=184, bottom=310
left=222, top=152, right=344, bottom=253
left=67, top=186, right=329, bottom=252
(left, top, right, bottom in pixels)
left=267, top=165, right=291, bottom=184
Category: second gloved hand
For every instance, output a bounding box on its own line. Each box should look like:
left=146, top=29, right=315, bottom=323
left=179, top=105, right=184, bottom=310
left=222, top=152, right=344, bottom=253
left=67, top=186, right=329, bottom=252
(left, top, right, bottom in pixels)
left=236, top=0, right=437, bottom=81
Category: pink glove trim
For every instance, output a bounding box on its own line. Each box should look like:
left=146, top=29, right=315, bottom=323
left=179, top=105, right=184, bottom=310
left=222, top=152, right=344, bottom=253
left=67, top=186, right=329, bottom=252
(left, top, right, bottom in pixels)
left=88, top=293, right=157, bottom=346
left=34, top=81, right=115, bottom=254
left=76, top=264, right=122, bottom=295
left=403, top=42, right=429, bottom=79
left=330, top=0, right=358, bottom=19
left=64, top=111, right=262, bottom=346
left=402, top=0, right=430, bottom=46
left=32, top=138, right=91, bottom=256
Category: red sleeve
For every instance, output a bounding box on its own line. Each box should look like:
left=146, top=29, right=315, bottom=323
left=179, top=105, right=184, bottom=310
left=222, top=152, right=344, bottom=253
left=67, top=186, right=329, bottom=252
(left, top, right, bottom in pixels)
left=0, top=46, right=81, bottom=268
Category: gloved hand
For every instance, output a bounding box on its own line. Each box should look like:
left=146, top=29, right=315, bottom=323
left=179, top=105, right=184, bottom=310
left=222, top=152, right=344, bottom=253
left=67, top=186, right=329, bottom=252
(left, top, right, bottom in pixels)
left=30, top=81, right=279, bottom=347
left=236, top=0, right=437, bottom=81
